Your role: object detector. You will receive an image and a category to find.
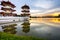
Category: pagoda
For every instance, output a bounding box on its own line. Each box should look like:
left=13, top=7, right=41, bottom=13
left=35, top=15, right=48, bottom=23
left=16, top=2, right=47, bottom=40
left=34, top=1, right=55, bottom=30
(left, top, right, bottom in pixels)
left=21, top=4, right=30, bottom=21
left=0, top=0, right=16, bottom=16
left=21, top=4, right=30, bottom=16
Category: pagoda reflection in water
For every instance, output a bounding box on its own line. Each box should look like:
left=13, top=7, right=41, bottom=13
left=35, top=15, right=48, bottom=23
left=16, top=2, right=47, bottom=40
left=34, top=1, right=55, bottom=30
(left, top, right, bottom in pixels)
left=21, top=20, right=30, bottom=33
left=1, top=24, right=17, bottom=34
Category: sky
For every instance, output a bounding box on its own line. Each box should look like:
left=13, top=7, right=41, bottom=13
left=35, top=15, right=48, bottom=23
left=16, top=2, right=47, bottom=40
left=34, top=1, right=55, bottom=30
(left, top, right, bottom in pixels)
left=0, top=0, right=60, bottom=16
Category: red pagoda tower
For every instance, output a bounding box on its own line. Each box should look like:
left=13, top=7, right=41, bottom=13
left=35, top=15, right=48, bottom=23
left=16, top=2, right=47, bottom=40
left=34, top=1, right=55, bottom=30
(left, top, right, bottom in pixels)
left=0, top=0, right=16, bottom=16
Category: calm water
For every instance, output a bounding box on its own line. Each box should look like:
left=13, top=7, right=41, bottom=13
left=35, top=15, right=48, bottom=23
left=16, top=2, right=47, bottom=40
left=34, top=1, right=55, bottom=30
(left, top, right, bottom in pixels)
left=0, top=18, right=60, bottom=40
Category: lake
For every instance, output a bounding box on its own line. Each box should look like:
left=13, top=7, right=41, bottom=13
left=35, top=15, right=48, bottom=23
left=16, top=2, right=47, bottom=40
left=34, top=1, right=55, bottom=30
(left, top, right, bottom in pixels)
left=0, top=18, right=60, bottom=40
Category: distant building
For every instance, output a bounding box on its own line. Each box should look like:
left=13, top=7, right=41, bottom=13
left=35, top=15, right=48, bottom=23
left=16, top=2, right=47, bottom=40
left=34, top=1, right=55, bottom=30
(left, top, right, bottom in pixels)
left=0, top=0, right=16, bottom=16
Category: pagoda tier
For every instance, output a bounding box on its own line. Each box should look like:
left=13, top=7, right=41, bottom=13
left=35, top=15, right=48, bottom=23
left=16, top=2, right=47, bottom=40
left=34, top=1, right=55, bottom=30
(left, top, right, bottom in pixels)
left=21, top=14, right=30, bottom=16
left=21, top=4, right=30, bottom=17
left=21, top=10, right=30, bottom=12
left=1, top=1, right=16, bottom=8
left=1, top=7, right=16, bottom=12
left=21, top=5, right=30, bottom=9
left=0, top=12, right=17, bottom=16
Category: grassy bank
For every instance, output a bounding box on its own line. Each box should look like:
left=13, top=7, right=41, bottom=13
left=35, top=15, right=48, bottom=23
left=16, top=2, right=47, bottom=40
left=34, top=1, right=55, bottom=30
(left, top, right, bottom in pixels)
left=0, top=32, right=45, bottom=40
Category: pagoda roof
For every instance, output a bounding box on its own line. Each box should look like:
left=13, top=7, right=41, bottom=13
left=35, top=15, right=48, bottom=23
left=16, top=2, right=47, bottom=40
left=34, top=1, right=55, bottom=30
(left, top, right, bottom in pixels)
left=21, top=4, right=30, bottom=9
left=1, top=1, right=16, bottom=8
left=1, top=7, right=16, bottom=12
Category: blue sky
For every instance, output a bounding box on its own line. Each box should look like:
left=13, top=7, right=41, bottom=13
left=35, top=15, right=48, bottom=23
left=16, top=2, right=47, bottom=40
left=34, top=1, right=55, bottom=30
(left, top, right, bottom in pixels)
left=0, top=0, right=60, bottom=15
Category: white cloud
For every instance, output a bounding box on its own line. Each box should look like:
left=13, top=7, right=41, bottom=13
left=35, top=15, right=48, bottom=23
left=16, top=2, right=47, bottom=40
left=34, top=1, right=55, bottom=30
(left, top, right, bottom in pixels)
left=30, top=9, right=42, bottom=13
left=30, top=9, right=44, bottom=16
left=34, top=0, right=54, bottom=9
left=43, top=7, right=60, bottom=14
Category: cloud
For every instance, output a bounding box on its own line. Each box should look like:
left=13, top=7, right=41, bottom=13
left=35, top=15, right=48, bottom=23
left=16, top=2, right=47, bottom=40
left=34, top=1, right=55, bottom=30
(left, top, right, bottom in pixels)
left=30, top=7, right=60, bottom=14
left=31, top=0, right=60, bottom=15
left=34, top=3, right=53, bottom=9
left=30, top=10, right=42, bottom=13
left=30, top=9, right=45, bottom=16
left=33, top=0, right=54, bottom=9
left=42, top=7, right=60, bottom=14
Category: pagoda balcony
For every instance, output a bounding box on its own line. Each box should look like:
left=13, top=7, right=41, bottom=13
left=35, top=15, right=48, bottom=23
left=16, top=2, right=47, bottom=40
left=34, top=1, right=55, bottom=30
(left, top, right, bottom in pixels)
left=1, top=7, right=16, bottom=12
left=1, top=1, right=16, bottom=8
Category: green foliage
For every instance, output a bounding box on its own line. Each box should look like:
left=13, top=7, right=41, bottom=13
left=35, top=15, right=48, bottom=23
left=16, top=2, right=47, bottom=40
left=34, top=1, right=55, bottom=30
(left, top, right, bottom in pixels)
left=0, top=32, right=45, bottom=40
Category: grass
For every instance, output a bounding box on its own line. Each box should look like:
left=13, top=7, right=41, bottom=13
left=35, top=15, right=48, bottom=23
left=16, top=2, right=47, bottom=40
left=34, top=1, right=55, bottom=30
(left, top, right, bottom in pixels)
left=0, top=32, right=46, bottom=40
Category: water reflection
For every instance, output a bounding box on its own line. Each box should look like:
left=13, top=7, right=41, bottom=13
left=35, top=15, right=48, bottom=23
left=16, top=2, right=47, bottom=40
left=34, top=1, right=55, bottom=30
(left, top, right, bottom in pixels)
left=21, top=20, right=30, bottom=33
left=30, top=18, right=60, bottom=26
left=42, top=18, right=60, bottom=23
left=1, top=24, right=17, bottom=34
left=30, top=18, right=60, bottom=23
